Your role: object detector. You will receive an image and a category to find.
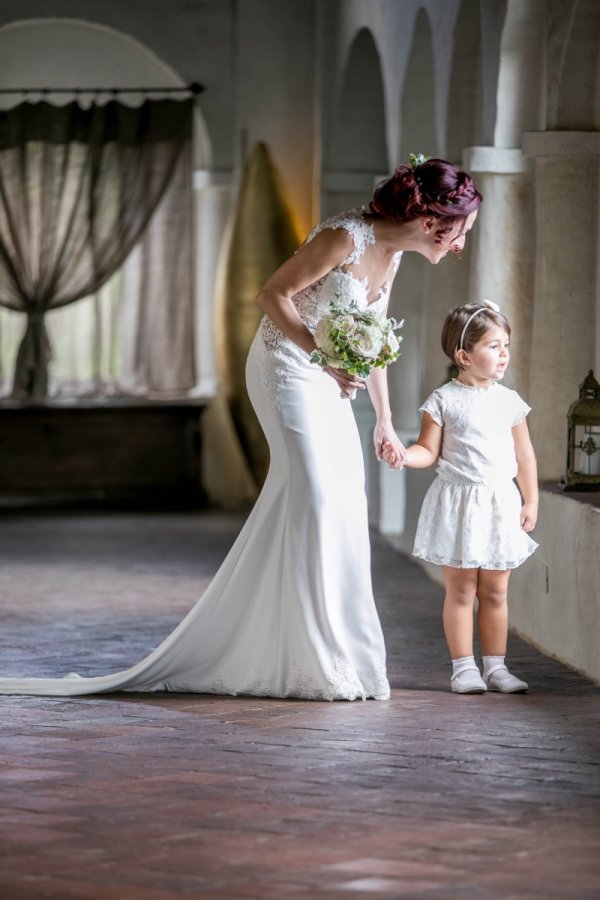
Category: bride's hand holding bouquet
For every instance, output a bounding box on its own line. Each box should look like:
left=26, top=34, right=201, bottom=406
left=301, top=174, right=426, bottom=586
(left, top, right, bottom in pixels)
left=310, top=298, right=403, bottom=399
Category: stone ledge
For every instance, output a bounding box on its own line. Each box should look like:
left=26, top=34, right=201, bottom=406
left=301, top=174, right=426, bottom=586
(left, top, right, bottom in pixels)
left=540, top=480, right=600, bottom=509
left=462, top=146, right=530, bottom=174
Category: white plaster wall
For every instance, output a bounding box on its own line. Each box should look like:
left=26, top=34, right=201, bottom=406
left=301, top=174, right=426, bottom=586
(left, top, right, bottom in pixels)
left=509, top=492, right=600, bottom=684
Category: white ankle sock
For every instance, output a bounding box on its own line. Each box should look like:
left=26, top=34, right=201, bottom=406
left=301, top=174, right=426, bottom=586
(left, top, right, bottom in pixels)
left=452, top=655, right=477, bottom=675
left=482, top=655, right=506, bottom=676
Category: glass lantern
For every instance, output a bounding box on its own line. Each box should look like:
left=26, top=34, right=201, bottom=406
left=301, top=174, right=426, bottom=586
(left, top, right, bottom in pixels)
left=564, top=370, right=600, bottom=490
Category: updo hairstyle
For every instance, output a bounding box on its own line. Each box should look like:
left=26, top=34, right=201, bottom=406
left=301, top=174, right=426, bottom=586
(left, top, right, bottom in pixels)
left=442, top=303, right=511, bottom=370
left=369, top=159, right=482, bottom=241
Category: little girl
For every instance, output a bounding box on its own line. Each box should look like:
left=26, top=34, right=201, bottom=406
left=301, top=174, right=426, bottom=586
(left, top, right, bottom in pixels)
left=383, top=300, right=538, bottom=694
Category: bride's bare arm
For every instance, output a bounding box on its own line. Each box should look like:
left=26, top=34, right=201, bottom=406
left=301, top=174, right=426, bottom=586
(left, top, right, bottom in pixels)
left=256, top=229, right=352, bottom=352
left=367, top=366, right=407, bottom=463
left=256, top=229, right=365, bottom=395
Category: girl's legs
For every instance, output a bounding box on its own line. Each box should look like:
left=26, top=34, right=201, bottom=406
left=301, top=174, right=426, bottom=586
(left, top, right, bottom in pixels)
left=442, top=566, right=486, bottom=693
left=476, top=569, right=510, bottom=656
left=442, top=566, right=478, bottom=658
left=476, top=568, right=528, bottom=693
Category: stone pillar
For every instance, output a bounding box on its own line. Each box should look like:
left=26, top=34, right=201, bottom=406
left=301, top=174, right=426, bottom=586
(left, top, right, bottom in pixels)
left=193, top=168, right=233, bottom=396
left=462, top=146, right=535, bottom=399
left=522, top=132, right=600, bottom=479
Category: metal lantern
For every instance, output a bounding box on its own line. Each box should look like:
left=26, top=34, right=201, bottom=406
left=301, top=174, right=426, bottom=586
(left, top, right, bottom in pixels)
left=564, top=370, right=600, bottom=490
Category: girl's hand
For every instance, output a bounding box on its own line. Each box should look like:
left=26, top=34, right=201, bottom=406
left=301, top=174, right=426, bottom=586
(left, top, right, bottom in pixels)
left=375, top=426, right=406, bottom=468
left=325, top=366, right=365, bottom=398
left=520, top=501, right=538, bottom=533
left=381, top=441, right=400, bottom=467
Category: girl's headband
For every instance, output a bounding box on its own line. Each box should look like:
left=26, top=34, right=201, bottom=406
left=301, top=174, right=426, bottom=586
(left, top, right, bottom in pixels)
left=458, top=299, right=500, bottom=350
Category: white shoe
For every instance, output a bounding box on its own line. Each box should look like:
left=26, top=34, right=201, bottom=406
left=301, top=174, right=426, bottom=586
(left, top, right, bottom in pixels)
left=484, top=666, right=528, bottom=693
left=451, top=666, right=487, bottom=694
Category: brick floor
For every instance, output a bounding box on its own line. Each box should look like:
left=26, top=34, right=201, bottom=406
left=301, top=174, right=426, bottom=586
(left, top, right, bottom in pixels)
left=0, top=510, right=599, bottom=899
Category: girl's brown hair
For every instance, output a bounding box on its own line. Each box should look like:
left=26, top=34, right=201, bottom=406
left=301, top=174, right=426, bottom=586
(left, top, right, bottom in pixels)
left=441, top=303, right=511, bottom=369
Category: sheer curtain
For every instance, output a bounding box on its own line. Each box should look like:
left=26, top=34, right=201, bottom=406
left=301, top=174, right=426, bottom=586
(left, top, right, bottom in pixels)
left=0, top=98, right=195, bottom=399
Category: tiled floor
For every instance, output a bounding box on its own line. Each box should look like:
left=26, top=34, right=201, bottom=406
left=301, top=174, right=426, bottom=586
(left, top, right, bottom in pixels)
left=0, top=510, right=598, bottom=899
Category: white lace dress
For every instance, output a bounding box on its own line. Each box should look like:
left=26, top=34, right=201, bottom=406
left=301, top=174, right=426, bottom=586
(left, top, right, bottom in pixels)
left=412, top=379, right=539, bottom=570
left=0, top=209, right=397, bottom=700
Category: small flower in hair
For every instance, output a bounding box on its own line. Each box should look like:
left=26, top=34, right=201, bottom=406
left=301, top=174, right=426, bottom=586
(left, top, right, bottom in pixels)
left=409, top=152, right=430, bottom=170
left=479, top=298, right=500, bottom=312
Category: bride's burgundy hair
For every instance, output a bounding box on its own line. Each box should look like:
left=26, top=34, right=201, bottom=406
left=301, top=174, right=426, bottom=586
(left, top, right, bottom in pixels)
left=369, top=159, right=482, bottom=239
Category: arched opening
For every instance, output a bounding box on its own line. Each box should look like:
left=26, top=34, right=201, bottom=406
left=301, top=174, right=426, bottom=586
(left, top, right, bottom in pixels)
left=494, top=0, right=544, bottom=146
left=446, top=0, right=483, bottom=162
left=0, top=18, right=213, bottom=397
left=327, top=27, right=388, bottom=174
left=556, top=0, right=600, bottom=128
left=398, top=11, right=436, bottom=168
left=0, top=18, right=210, bottom=160
left=322, top=27, right=387, bottom=218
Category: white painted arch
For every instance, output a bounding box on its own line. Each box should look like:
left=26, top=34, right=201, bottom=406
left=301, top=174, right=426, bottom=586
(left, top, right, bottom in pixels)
left=0, top=17, right=211, bottom=165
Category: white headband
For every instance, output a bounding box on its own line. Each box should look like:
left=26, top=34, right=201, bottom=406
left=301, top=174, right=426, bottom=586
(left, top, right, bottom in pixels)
left=458, top=299, right=500, bottom=350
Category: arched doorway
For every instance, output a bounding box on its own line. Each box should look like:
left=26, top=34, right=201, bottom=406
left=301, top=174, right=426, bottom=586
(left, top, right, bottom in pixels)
left=322, top=26, right=388, bottom=218
left=0, top=18, right=214, bottom=396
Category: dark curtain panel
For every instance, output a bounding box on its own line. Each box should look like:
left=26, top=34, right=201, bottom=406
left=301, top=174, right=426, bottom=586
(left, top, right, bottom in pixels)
left=0, top=98, right=193, bottom=399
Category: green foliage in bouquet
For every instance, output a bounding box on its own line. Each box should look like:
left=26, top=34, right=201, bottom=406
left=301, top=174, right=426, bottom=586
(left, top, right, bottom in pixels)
left=310, top=298, right=404, bottom=379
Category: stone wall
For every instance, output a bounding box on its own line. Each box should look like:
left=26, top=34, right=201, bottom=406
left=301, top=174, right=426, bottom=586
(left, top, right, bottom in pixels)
left=509, top=491, right=600, bottom=684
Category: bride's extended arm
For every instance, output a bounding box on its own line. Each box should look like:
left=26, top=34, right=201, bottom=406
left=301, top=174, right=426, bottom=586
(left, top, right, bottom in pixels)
left=255, top=229, right=364, bottom=395
left=367, top=367, right=406, bottom=464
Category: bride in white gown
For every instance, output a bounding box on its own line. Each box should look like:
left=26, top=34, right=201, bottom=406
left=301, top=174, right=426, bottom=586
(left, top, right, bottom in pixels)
left=0, top=158, right=481, bottom=699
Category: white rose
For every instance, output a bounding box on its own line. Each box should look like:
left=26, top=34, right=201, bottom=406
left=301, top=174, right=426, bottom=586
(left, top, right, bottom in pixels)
left=384, top=332, right=400, bottom=354
left=314, top=317, right=345, bottom=366
left=353, top=324, right=384, bottom=359
left=314, top=316, right=333, bottom=347
left=334, top=314, right=356, bottom=336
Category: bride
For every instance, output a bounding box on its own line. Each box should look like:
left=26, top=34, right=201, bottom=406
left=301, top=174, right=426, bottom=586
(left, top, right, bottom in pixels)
left=0, top=158, right=481, bottom=700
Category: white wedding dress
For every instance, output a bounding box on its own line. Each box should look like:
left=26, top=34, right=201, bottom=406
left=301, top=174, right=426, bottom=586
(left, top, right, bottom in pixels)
left=0, top=210, right=398, bottom=700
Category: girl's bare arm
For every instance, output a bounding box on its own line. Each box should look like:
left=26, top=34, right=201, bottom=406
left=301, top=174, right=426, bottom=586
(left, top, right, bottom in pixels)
left=513, top=419, right=539, bottom=532
left=383, top=413, right=442, bottom=468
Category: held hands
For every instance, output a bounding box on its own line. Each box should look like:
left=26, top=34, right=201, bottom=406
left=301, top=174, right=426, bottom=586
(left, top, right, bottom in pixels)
left=377, top=435, right=407, bottom=469
left=520, top=501, right=538, bottom=533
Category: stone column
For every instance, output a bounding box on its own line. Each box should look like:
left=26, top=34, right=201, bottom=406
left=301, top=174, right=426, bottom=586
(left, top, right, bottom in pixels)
left=193, top=168, right=233, bottom=396
left=462, top=146, right=535, bottom=400
left=522, top=132, right=600, bottom=479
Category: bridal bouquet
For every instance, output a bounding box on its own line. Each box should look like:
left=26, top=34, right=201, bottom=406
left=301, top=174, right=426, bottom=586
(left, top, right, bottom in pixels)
left=310, top=298, right=403, bottom=379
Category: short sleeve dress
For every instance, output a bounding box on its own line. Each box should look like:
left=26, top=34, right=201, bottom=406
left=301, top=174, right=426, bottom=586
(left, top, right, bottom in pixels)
left=412, top=379, right=538, bottom=570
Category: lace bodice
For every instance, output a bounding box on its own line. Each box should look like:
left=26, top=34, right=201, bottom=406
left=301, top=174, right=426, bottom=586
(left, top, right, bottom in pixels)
left=260, top=208, right=402, bottom=367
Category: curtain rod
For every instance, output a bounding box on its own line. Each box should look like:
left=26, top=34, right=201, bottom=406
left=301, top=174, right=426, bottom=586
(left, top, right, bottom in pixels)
left=0, top=81, right=204, bottom=96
